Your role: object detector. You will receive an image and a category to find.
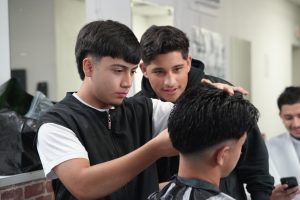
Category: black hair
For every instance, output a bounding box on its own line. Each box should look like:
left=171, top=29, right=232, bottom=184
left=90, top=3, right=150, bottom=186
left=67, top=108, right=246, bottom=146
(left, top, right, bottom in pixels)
left=277, top=86, right=300, bottom=110
left=168, top=85, right=259, bottom=154
left=140, top=25, right=189, bottom=65
left=75, top=20, right=141, bottom=80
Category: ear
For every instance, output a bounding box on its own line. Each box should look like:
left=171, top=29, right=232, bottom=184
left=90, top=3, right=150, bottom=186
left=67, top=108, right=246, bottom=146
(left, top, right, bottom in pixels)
left=140, top=63, right=149, bottom=78
left=82, top=57, right=94, bottom=78
left=279, top=111, right=282, bottom=118
left=216, top=145, right=230, bottom=166
left=186, top=55, right=192, bottom=72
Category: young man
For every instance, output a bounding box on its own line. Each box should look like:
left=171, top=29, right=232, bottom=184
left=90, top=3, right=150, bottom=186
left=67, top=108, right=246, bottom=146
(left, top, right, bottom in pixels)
left=136, top=25, right=274, bottom=199
left=267, top=86, right=300, bottom=200
left=37, top=20, right=177, bottom=200
left=148, top=85, right=259, bottom=200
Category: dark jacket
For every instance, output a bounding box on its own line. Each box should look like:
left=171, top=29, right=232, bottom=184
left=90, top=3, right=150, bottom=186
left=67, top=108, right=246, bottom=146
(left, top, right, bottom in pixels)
left=135, top=59, right=274, bottom=200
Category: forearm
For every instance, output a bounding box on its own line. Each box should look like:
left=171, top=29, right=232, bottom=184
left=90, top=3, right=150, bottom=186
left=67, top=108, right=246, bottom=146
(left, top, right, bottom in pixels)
left=55, top=138, right=162, bottom=199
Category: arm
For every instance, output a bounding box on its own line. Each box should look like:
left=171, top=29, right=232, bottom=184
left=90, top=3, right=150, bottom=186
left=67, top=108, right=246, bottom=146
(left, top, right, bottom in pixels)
left=38, top=124, right=177, bottom=200
left=236, top=125, right=274, bottom=199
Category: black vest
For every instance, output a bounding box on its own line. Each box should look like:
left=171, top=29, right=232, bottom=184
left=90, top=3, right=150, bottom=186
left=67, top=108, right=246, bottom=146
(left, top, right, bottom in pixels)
left=41, top=94, right=158, bottom=200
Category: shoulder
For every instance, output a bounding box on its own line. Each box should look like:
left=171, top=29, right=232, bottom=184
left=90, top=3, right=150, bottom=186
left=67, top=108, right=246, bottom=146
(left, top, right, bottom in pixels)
left=267, top=133, right=289, bottom=146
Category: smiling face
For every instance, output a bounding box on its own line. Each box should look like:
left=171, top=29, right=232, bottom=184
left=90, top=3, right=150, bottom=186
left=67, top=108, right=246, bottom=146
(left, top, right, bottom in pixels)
left=280, top=102, right=300, bottom=139
left=80, top=56, right=137, bottom=108
left=141, top=51, right=191, bottom=103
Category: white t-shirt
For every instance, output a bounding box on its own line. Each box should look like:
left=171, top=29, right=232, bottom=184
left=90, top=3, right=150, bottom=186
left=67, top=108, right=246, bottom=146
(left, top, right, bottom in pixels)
left=37, top=94, right=173, bottom=179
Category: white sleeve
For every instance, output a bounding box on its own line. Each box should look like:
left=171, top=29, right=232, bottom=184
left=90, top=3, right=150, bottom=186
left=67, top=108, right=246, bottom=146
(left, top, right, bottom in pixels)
left=151, top=98, right=174, bottom=137
left=37, top=123, right=89, bottom=179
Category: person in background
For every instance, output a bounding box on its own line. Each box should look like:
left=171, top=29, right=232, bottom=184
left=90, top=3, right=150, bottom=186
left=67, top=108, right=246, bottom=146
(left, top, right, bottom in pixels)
left=267, top=86, right=300, bottom=200
left=148, top=85, right=259, bottom=200
left=136, top=25, right=274, bottom=200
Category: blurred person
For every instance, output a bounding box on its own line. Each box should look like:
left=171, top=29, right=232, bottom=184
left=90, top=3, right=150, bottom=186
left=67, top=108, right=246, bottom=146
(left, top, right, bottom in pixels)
left=267, top=86, right=300, bottom=200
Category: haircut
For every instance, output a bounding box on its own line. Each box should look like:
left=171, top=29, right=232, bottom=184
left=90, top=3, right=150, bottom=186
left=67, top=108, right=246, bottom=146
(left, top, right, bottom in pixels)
left=277, top=86, right=300, bottom=110
left=75, top=20, right=141, bottom=80
left=168, top=85, right=259, bottom=154
left=140, top=25, right=189, bottom=65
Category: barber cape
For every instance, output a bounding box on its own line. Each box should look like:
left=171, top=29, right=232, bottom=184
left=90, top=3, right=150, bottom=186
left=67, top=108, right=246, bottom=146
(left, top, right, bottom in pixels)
left=266, top=133, right=300, bottom=199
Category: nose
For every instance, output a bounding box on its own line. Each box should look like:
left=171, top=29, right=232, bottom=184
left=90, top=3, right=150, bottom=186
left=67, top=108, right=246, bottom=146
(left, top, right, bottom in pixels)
left=292, top=117, right=300, bottom=128
left=164, top=72, right=176, bottom=87
left=120, top=72, right=132, bottom=88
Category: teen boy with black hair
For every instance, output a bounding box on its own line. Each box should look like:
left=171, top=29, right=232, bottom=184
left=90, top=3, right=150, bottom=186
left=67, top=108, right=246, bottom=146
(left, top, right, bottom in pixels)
left=149, top=85, right=259, bottom=200
left=37, top=20, right=177, bottom=200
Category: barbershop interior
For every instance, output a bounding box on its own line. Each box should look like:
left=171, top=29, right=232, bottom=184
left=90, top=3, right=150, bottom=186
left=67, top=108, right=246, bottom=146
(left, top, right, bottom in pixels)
left=1, top=0, right=300, bottom=199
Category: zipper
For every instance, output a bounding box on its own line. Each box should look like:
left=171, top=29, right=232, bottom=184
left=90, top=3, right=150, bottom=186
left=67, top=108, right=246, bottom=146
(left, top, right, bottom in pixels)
left=106, top=110, right=111, bottom=130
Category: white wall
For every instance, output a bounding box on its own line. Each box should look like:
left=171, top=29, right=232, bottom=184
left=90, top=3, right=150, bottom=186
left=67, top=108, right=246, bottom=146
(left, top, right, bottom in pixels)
left=85, top=0, right=131, bottom=27
left=0, top=0, right=10, bottom=86
left=55, top=0, right=85, bottom=100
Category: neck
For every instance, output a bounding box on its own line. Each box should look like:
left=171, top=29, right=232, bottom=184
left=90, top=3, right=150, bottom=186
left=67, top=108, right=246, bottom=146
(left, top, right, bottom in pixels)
left=77, top=81, right=112, bottom=109
left=178, top=156, right=220, bottom=187
left=290, top=134, right=300, bottom=141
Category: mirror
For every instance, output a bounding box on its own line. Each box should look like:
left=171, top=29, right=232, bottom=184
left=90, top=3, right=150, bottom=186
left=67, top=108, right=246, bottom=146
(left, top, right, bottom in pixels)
left=9, top=0, right=85, bottom=101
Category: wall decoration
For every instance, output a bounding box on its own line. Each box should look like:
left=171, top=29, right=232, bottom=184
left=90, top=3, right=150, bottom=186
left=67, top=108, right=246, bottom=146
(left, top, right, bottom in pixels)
left=190, top=26, right=226, bottom=78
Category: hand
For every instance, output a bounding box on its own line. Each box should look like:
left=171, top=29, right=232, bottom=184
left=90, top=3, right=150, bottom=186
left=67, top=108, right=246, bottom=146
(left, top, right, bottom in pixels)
left=201, top=78, right=249, bottom=96
left=152, top=129, right=178, bottom=158
left=271, top=184, right=300, bottom=200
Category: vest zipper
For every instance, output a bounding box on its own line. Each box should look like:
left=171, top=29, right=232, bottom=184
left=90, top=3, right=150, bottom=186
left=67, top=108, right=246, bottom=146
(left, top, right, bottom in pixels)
left=107, top=110, right=111, bottom=130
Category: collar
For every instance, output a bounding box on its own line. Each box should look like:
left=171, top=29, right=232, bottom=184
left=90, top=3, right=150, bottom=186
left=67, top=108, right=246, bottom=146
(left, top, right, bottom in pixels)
left=174, top=175, right=220, bottom=194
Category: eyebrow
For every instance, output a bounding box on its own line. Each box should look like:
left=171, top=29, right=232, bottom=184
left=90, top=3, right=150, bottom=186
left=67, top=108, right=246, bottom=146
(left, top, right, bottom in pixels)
left=152, top=64, right=184, bottom=70
left=110, top=64, right=138, bottom=70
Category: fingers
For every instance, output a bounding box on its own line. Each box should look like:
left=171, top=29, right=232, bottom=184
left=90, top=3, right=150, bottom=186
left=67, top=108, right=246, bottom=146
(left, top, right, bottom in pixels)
left=200, top=78, right=212, bottom=85
left=233, top=86, right=249, bottom=95
left=272, top=184, right=300, bottom=200
left=200, top=79, right=249, bottom=96
left=286, top=186, right=300, bottom=197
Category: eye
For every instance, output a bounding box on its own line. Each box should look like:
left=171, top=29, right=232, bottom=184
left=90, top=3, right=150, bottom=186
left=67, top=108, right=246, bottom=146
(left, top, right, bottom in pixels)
left=173, top=66, right=183, bottom=73
left=284, top=116, right=293, bottom=121
left=113, top=68, right=124, bottom=73
left=153, top=70, right=164, bottom=75
left=131, top=70, right=137, bottom=75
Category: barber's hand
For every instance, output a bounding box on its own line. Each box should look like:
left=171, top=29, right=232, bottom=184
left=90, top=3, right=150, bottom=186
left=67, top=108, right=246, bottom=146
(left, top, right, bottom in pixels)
left=201, top=78, right=249, bottom=96
left=271, top=184, right=300, bottom=200
left=153, top=129, right=178, bottom=157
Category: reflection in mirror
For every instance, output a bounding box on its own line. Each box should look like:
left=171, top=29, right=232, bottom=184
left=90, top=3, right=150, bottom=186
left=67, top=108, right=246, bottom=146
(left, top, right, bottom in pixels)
left=131, top=0, right=174, bottom=93
left=9, top=0, right=85, bottom=101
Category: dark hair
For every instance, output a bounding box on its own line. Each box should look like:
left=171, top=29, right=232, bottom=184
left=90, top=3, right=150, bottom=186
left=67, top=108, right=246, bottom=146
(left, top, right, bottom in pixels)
left=277, top=86, right=300, bottom=110
left=140, top=25, right=189, bottom=65
left=168, top=85, right=259, bottom=154
left=75, top=20, right=141, bottom=80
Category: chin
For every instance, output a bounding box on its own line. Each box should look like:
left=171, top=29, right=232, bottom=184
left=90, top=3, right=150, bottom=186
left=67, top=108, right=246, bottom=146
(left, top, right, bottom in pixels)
left=111, top=99, right=124, bottom=106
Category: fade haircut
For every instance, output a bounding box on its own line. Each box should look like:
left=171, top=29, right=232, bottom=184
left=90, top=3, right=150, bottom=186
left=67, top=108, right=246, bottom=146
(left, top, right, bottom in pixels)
left=277, top=86, right=300, bottom=111
left=75, top=20, right=141, bottom=80
left=140, top=25, right=189, bottom=65
left=168, top=85, right=259, bottom=154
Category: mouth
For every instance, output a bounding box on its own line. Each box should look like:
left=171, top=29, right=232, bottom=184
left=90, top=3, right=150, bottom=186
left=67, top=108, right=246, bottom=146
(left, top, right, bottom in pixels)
left=116, top=92, right=128, bottom=98
left=162, top=88, right=177, bottom=95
